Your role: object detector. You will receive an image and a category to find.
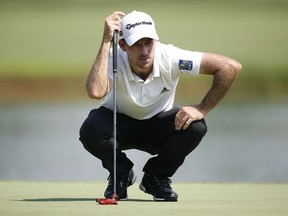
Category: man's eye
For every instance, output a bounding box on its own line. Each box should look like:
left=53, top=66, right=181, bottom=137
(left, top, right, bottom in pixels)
left=133, top=43, right=141, bottom=47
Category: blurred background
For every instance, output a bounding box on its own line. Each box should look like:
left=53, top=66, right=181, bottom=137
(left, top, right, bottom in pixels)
left=0, top=0, right=287, bottom=182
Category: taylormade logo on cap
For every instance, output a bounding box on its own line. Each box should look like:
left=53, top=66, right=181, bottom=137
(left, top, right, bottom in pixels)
left=126, top=21, right=153, bottom=30
left=120, top=11, right=159, bottom=46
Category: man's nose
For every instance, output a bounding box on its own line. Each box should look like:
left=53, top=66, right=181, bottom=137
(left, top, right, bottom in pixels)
left=140, top=45, right=149, bottom=55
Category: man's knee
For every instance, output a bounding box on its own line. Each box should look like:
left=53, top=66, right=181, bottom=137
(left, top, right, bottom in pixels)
left=188, top=119, right=208, bottom=139
left=79, top=109, right=114, bottom=159
left=79, top=108, right=113, bottom=146
left=79, top=117, right=101, bottom=145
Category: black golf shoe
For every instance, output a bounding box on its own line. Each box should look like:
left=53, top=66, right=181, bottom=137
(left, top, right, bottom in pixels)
left=104, top=169, right=136, bottom=200
left=139, top=173, right=178, bottom=201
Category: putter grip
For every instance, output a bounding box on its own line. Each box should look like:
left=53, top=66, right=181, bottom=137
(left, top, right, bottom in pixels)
left=113, top=31, right=118, bottom=73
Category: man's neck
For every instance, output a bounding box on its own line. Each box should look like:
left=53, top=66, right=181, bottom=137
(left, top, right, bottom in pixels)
left=134, top=71, right=151, bottom=81
left=131, top=66, right=153, bottom=81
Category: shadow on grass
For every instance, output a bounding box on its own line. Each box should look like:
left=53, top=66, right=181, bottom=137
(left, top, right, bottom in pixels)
left=20, top=198, right=96, bottom=202
left=126, top=198, right=155, bottom=202
left=18, top=198, right=154, bottom=202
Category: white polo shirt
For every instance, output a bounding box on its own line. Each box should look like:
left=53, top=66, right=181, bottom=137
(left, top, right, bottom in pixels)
left=101, top=42, right=202, bottom=120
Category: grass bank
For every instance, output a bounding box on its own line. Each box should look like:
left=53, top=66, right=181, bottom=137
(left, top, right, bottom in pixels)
left=1, top=181, right=288, bottom=216
left=0, top=0, right=287, bottom=78
left=0, top=0, right=287, bottom=102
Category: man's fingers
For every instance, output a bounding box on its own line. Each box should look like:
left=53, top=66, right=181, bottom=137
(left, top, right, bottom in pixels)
left=175, top=116, right=190, bottom=130
left=113, top=11, right=126, bottom=17
left=104, top=11, right=126, bottom=40
left=175, top=106, right=204, bottom=130
left=182, top=118, right=192, bottom=130
left=175, top=115, right=183, bottom=130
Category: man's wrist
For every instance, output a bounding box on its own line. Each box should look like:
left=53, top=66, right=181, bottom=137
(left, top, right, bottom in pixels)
left=196, top=103, right=209, bottom=116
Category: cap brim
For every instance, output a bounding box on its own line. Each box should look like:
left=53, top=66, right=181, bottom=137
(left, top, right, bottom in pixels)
left=125, top=31, right=159, bottom=46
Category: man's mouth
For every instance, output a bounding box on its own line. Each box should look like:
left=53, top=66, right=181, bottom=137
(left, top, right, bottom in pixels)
left=139, top=57, right=149, bottom=61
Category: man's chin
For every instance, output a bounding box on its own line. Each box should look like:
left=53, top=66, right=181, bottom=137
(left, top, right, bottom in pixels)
left=138, top=62, right=153, bottom=70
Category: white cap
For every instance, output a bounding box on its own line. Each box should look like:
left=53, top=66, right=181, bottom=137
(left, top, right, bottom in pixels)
left=119, top=11, right=159, bottom=46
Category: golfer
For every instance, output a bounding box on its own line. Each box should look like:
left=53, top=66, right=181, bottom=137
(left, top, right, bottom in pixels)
left=79, top=11, right=242, bottom=201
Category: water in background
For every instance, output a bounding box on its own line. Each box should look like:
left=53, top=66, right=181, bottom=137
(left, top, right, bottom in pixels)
left=0, top=101, right=287, bottom=182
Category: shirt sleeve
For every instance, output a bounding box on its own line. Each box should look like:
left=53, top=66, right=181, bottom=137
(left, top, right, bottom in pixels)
left=169, top=45, right=203, bottom=76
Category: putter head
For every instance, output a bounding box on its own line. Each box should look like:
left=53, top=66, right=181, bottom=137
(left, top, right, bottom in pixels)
left=96, top=198, right=118, bottom=205
left=96, top=193, right=118, bottom=205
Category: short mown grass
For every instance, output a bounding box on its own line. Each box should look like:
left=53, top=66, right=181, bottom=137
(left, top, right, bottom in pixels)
left=1, top=181, right=288, bottom=216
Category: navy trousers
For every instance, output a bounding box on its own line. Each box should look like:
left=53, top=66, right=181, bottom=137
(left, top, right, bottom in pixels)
left=79, top=106, right=207, bottom=177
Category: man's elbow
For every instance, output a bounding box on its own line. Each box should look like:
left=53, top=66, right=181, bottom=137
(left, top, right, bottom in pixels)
left=229, top=60, right=242, bottom=75
left=86, top=87, right=106, bottom=100
left=87, top=92, right=104, bottom=100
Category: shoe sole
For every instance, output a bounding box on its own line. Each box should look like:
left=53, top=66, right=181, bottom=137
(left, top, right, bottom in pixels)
left=139, top=183, right=177, bottom=202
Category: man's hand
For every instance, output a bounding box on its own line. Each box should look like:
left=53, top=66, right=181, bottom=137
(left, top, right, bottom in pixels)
left=103, top=11, right=125, bottom=43
left=175, top=105, right=205, bottom=130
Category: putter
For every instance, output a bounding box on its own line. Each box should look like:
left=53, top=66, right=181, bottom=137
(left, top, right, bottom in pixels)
left=96, top=30, right=118, bottom=205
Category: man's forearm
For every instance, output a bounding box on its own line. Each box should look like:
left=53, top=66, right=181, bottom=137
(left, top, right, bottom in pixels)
left=198, top=69, right=237, bottom=115
left=86, top=40, right=111, bottom=99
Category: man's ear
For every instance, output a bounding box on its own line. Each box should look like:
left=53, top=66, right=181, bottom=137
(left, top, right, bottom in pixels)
left=119, top=39, right=127, bottom=51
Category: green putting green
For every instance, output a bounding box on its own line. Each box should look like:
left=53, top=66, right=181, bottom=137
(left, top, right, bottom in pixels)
left=1, top=181, right=287, bottom=216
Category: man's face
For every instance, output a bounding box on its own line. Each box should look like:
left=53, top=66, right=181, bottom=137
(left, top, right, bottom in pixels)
left=120, top=38, right=156, bottom=74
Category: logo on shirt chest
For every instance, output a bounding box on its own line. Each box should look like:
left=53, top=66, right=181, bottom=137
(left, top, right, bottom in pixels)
left=178, top=60, right=193, bottom=71
left=160, top=87, right=170, bottom=94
